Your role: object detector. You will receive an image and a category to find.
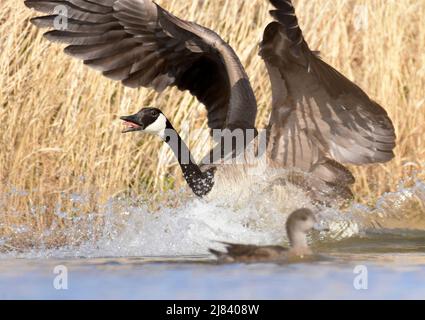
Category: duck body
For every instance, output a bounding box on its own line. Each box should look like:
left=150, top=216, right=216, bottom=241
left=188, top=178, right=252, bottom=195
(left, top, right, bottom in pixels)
left=210, top=243, right=291, bottom=264
left=209, top=209, right=322, bottom=263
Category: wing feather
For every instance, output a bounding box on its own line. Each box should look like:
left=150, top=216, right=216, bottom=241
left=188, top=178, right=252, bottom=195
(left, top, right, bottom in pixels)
left=261, top=0, right=396, bottom=190
left=25, top=0, right=257, bottom=132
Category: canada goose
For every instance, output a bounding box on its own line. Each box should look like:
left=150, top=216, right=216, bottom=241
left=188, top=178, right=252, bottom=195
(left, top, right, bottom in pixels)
left=209, top=208, right=324, bottom=263
left=25, top=0, right=396, bottom=199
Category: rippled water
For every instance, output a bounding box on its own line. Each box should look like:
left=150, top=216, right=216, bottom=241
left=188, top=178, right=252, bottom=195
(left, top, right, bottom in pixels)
left=1, top=253, right=425, bottom=299
left=1, top=173, right=425, bottom=299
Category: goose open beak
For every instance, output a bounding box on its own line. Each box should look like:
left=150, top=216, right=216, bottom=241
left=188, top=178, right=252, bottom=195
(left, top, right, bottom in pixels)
left=120, top=115, right=143, bottom=133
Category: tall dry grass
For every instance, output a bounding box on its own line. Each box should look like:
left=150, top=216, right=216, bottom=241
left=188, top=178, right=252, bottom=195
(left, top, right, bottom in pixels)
left=1, top=0, right=424, bottom=247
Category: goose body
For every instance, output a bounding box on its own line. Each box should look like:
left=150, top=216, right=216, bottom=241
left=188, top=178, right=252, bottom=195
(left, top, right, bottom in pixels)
left=25, top=0, right=396, bottom=200
left=209, top=208, right=322, bottom=263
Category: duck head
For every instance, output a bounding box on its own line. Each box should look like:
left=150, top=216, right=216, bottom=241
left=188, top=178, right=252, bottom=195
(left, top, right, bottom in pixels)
left=286, top=208, right=328, bottom=252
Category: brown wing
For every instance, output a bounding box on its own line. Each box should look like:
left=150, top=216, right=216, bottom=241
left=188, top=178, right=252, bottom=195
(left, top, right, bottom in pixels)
left=25, top=0, right=257, bottom=131
left=210, top=242, right=287, bottom=262
left=260, top=0, right=396, bottom=185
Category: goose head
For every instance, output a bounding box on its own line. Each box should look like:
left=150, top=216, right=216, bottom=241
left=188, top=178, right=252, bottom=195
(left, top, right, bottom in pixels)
left=120, top=108, right=168, bottom=139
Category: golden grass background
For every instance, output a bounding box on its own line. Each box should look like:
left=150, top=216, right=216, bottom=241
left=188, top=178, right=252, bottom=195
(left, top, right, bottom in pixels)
left=1, top=0, right=424, bottom=246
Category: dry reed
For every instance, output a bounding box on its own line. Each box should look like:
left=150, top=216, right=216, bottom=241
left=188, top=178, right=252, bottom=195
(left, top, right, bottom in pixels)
left=0, top=0, right=424, bottom=247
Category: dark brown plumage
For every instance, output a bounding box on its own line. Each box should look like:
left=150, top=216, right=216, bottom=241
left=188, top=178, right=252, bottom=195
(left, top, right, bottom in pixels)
left=25, top=0, right=257, bottom=133
left=261, top=0, right=396, bottom=185
left=24, top=0, right=396, bottom=199
left=210, top=208, right=319, bottom=263
left=209, top=244, right=288, bottom=263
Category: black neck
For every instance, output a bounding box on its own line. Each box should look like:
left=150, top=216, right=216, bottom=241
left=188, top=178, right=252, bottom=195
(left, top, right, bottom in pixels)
left=163, top=121, right=215, bottom=197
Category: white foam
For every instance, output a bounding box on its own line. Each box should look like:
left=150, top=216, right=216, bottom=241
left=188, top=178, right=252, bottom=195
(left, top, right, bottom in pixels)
left=1, top=172, right=424, bottom=259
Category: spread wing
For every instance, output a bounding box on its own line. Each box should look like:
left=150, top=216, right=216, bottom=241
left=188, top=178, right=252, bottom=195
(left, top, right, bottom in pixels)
left=25, top=0, right=257, bottom=131
left=260, top=0, right=396, bottom=186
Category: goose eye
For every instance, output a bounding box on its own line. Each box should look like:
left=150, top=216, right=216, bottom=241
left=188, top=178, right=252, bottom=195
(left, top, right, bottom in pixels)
left=151, top=110, right=158, bottom=116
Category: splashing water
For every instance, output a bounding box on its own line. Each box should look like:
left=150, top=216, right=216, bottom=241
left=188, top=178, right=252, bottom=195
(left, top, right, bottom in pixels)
left=1, top=168, right=425, bottom=259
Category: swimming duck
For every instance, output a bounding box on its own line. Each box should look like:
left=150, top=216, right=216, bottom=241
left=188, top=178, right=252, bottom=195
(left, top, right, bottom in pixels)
left=209, top=208, right=324, bottom=263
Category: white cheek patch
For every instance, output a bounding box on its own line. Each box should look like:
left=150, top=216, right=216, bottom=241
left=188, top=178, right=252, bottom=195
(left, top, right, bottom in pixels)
left=144, top=113, right=167, bottom=139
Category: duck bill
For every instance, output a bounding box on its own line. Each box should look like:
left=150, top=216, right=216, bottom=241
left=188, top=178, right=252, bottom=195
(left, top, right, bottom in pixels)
left=120, top=115, right=143, bottom=133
